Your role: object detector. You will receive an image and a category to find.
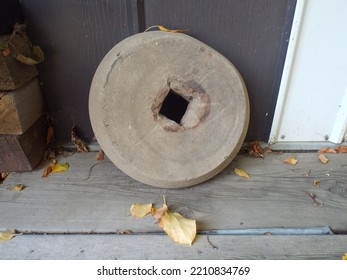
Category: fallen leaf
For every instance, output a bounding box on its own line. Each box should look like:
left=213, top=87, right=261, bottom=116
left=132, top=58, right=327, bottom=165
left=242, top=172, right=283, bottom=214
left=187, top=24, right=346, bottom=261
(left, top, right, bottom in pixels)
left=318, top=147, right=337, bottom=154
left=2, top=47, right=10, bottom=57
left=71, top=126, right=88, bottom=152
left=46, top=126, right=55, bottom=145
left=42, top=160, right=69, bottom=177
left=313, top=180, right=320, bottom=187
left=159, top=212, right=196, bottom=245
left=234, top=168, right=250, bottom=179
left=151, top=203, right=169, bottom=220
left=130, top=203, right=153, bottom=218
left=336, top=145, right=347, bottom=153
left=318, top=153, right=329, bottom=164
left=96, top=150, right=104, bottom=161
left=248, top=141, right=265, bottom=158
left=283, top=156, right=298, bottom=165
left=144, top=25, right=189, bottom=33
left=342, top=252, right=347, bottom=260
left=0, top=230, right=16, bottom=241
left=158, top=25, right=189, bottom=33
left=8, top=184, right=25, bottom=191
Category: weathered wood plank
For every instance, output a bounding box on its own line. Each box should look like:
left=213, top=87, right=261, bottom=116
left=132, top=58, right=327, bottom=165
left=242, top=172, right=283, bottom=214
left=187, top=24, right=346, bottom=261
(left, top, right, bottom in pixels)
left=0, top=152, right=346, bottom=232
left=0, top=234, right=346, bottom=260
left=0, top=78, right=43, bottom=134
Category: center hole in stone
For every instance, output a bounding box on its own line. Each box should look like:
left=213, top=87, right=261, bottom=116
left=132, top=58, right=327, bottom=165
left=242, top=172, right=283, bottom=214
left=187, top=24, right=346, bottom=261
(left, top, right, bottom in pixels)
left=159, top=89, right=190, bottom=124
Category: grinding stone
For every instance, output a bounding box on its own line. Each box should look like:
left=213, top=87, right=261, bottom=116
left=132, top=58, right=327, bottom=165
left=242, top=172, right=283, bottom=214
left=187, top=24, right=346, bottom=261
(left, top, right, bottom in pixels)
left=89, top=31, right=249, bottom=188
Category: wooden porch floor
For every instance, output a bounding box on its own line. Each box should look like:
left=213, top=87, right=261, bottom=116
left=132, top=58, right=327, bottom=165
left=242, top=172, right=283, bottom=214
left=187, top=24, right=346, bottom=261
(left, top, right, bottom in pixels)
left=0, top=152, right=346, bottom=259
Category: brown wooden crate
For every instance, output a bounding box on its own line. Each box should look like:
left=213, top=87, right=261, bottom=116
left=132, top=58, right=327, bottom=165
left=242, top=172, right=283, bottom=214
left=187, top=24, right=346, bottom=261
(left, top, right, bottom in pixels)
left=0, top=116, right=47, bottom=172
left=0, top=33, right=38, bottom=90
left=0, top=78, right=44, bottom=134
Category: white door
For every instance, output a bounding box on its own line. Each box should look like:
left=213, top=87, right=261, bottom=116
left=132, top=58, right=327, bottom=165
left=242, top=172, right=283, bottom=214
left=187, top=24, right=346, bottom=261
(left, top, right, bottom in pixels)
left=270, top=0, right=347, bottom=147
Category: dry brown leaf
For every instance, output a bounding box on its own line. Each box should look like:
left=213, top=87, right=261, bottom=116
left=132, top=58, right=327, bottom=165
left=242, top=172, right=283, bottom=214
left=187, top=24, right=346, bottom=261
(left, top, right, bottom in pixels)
left=248, top=141, right=265, bottom=158
left=0, top=230, right=16, bottom=241
left=318, top=147, right=337, bottom=154
left=42, top=160, right=69, bottom=177
left=336, top=145, right=347, bottom=153
left=313, top=180, right=320, bottom=187
left=159, top=212, right=196, bottom=245
left=15, top=45, right=44, bottom=65
left=71, top=126, right=88, bottom=152
left=283, top=156, right=298, bottom=165
left=2, top=47, right=10, bottom=57
left=96, top=150, right=104, bottom=161
left=130, top=203, right=153, bottom=218
left=151, top=203, right=168, bottom=220
left=318, top=153, right=329, bottom=164
left=46, top=126, right=55, bottom=145
left=234, top=168, right=250, bottom=179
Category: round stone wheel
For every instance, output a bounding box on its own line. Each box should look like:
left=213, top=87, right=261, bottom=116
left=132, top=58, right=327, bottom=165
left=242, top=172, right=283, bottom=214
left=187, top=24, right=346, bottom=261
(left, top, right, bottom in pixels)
left=89, top=31, right=249, bottom=188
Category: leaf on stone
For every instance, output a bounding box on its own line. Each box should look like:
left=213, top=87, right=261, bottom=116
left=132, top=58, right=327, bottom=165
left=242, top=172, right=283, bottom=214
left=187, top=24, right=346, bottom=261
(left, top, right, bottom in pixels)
left=158, top=25, right=189, bottom=33
left=0, top=172, right=9, bottom=182
left=313, top=180, right=320, bottom=187
left=145, top=25, right=189, bottom=33
left=71, top=126, right=88, bottom=152
left=151, top=203, right=168, bottom=220
left=283, top=156, right=298, bottom=165
left=96, top=150, right=104, bottom=161
left=318, top=153, right=329, bottom=164
left=42, top=159, right=69, bottom=177
left=0, top=230, right=16, bottom=241
left=318, top=147, right=337, bottom=154
left=336, top=145, right=347, bottom=153
left=130, top=203, right=153, bottom=218
left=234, top=168, right=250, bottom=179
left=159, top=212, right=196, bottom=245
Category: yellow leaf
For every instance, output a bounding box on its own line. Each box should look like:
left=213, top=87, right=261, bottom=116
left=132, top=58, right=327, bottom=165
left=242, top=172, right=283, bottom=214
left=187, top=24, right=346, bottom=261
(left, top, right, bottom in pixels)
left=151, top=203, right=168, bottom=220
left=158, top=25, right=189, bottom=33
left=8, top=184, right=25, bottom=191
left=342, top=252, right=347, bottom=260
left=42, top=160, right=69, bottom=177
left=144, top=25, right=189, bottom=33
left=313, top=180, right=320, bottom=187
left=234, top=168, right=250, bottom=179
left=0, top=230, right=16, bottom=241
left=283, top=156, right=298, bottom=165
left=51, top=162, right=69, bottom=173
left=159, top=212, right=196, bottom=245
left=130, top=203, right=153, bottom=218
left=318, top=153, right=329, bottom=164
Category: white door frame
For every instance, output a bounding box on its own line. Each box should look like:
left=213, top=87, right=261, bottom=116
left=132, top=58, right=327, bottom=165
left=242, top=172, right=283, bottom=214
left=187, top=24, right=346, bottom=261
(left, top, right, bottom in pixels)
left=269, top=0, right=347, bottom=149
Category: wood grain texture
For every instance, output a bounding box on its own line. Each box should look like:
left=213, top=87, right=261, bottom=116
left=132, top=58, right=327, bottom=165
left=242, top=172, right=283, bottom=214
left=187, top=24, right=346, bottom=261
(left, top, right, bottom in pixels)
left=0, top=234, right=346, bottom=260
left=0, top=78, right=43, bottom=134
left=1, top=152, right=346, bottom=232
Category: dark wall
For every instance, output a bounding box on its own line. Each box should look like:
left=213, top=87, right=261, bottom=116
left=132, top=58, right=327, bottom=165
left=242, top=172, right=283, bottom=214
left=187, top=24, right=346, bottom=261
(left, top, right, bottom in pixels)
left=20, top=0, right=296, bottom=143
